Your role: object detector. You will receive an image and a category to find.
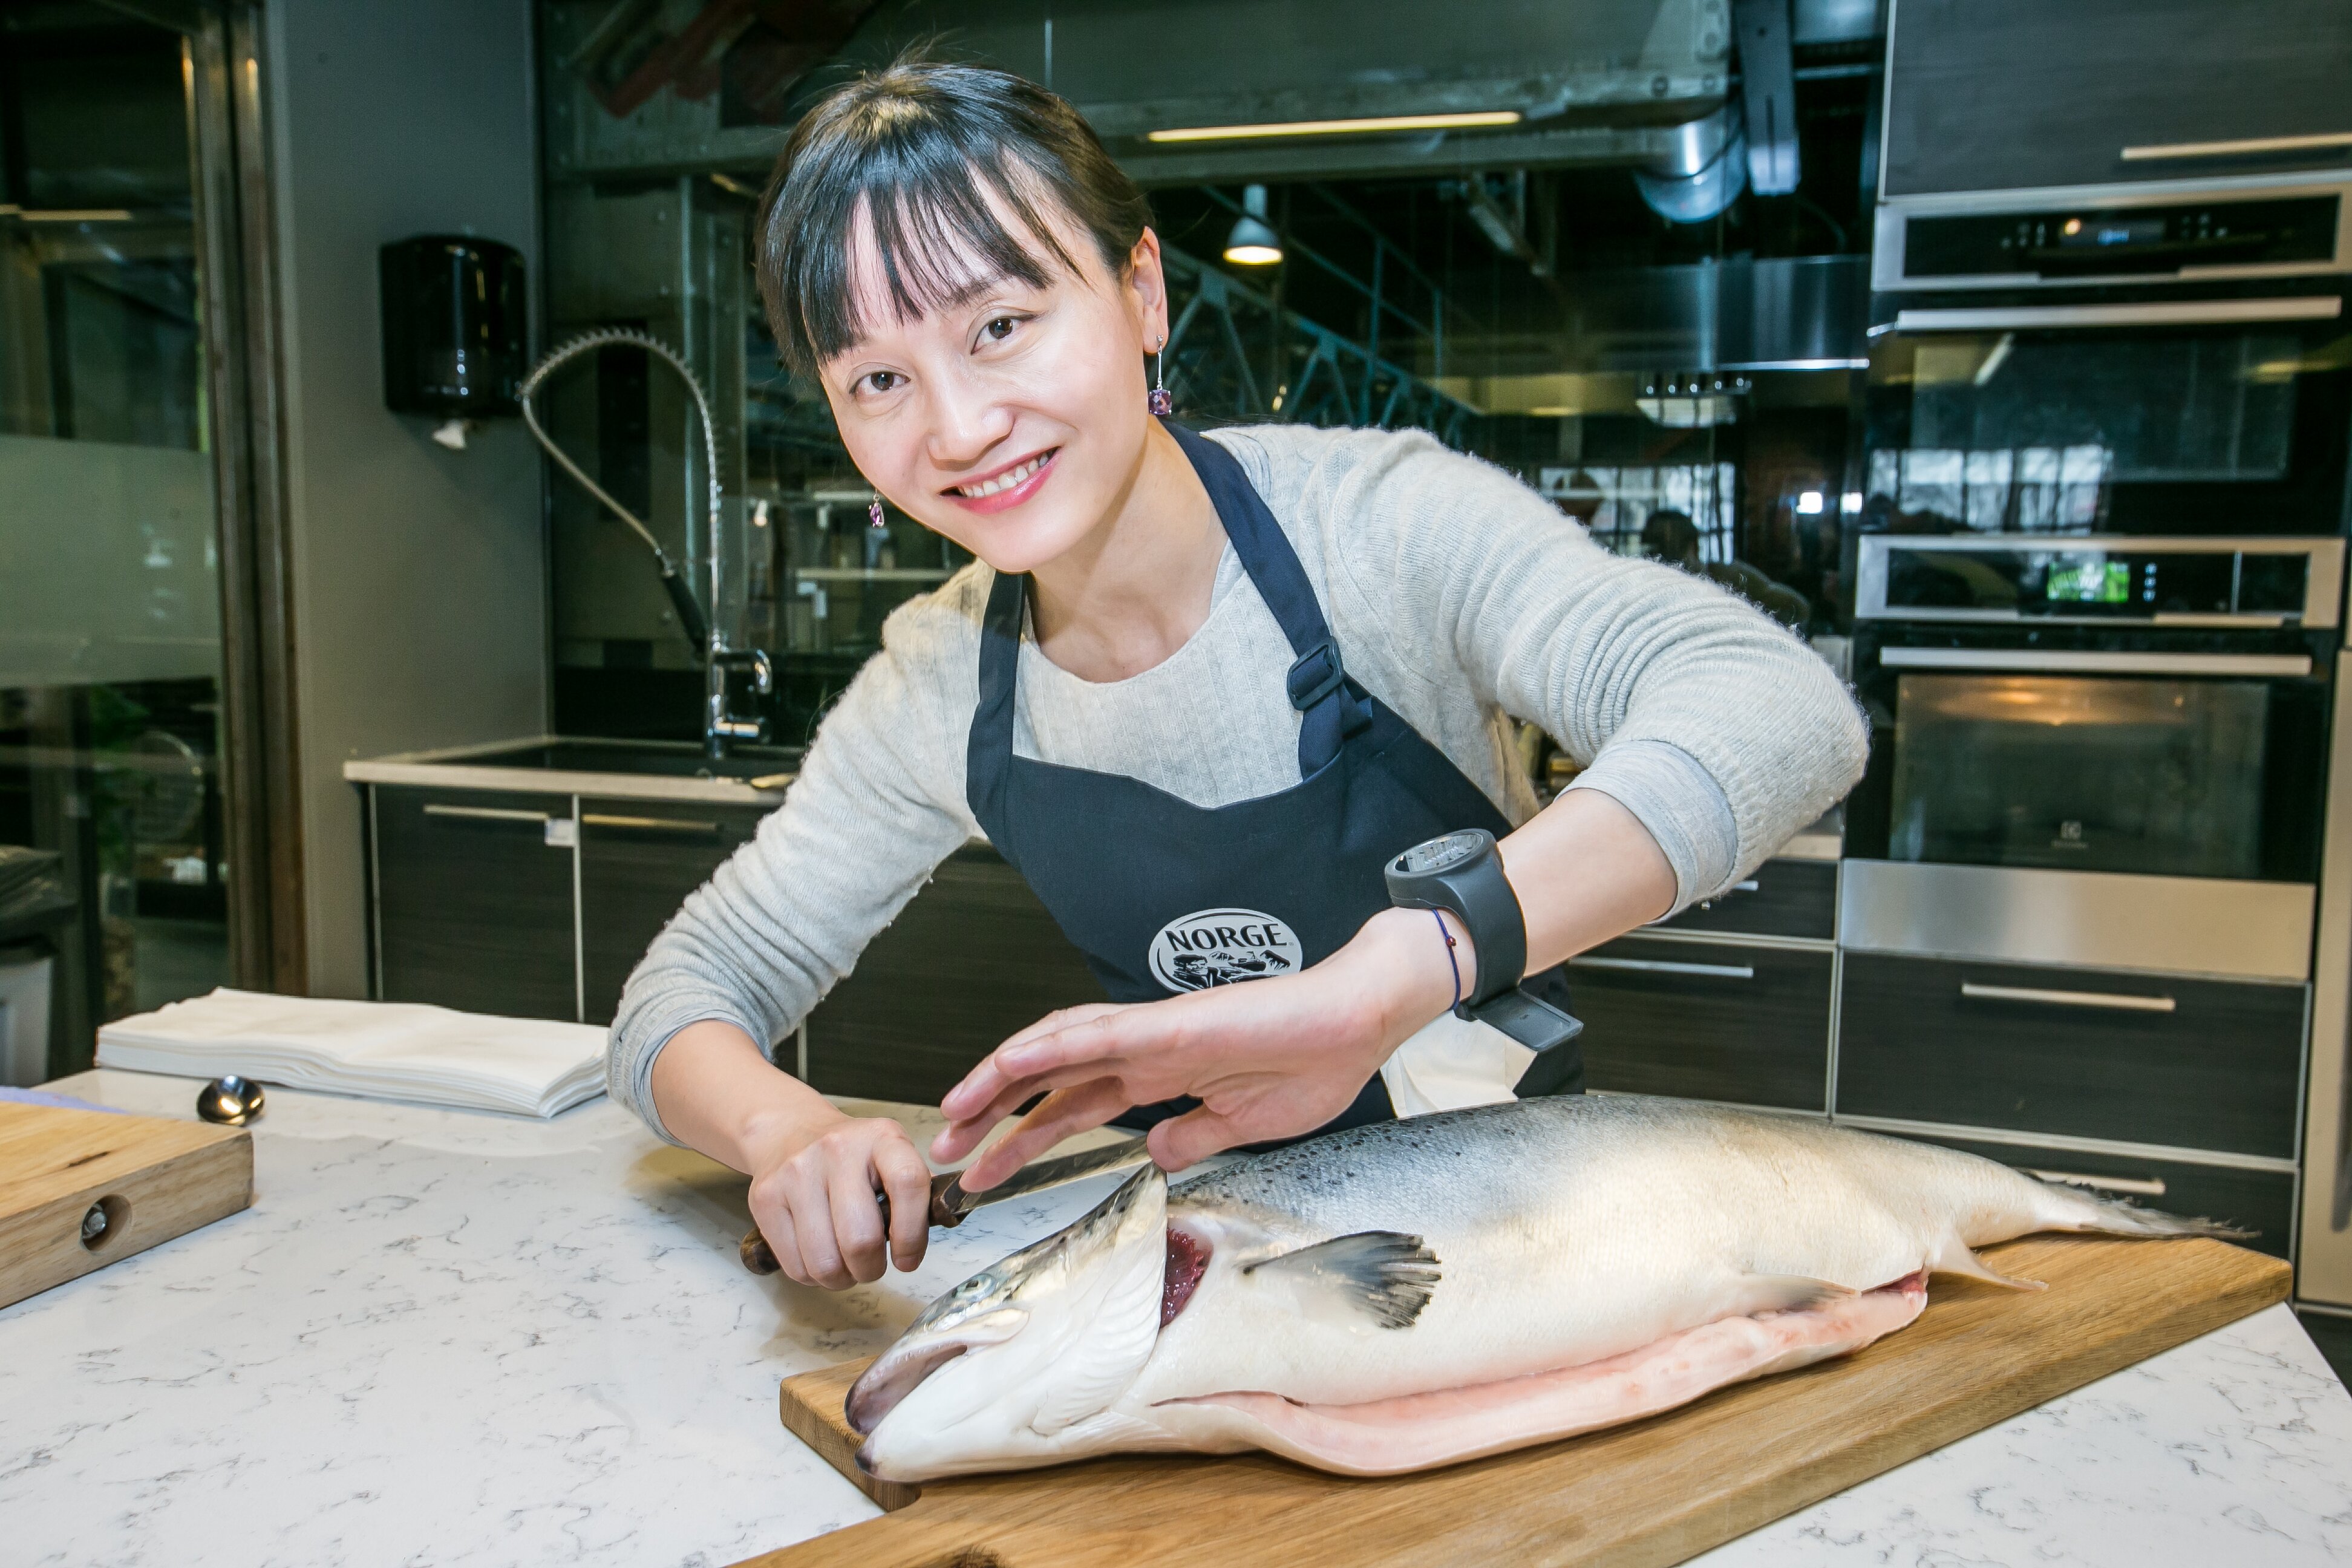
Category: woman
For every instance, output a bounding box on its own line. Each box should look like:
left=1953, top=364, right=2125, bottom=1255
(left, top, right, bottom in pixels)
left=610, top=61, right=1867, bottom=1290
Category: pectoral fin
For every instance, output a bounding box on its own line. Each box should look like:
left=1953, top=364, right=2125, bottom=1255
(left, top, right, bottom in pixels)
left=1244, top=1230, right=1441, bottom=1330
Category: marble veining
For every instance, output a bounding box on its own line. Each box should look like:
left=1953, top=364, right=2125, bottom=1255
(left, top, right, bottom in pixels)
left=4, top=1070, right=2348, bottom=1567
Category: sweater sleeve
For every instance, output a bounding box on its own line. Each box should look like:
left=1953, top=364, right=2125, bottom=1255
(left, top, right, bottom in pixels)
left=604, top=587, right=981, bottom=1143
left=1321, top=431, right=1866, bottom=907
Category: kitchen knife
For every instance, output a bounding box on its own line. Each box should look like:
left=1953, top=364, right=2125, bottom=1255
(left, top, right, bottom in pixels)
left=738, top=1137, right=1153, bottom=1275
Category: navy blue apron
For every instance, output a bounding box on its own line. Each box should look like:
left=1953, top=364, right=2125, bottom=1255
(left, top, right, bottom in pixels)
left=965, top=421, right=1581, bottom=1137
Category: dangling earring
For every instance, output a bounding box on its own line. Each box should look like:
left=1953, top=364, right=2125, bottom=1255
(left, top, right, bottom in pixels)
left=868, top=491, right=886, bottom=529
left=1148, top=338, right=1172, bottom=417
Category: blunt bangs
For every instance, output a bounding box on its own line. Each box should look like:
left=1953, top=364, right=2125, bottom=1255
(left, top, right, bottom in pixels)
left=756, top=61, right=1152, bottom=378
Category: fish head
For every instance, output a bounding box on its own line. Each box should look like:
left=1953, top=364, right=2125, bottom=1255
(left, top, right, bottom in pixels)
left=850, top=1163, right=1170, bottom=1480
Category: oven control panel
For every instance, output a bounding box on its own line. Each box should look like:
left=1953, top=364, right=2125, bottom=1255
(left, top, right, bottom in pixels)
left=1857, top=535, right=2344, bottom=627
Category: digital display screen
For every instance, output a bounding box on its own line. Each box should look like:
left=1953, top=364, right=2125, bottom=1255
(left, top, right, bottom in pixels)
left=2056, top=217, right=2167, bottom=250
left=2045, top=558, right=2133, bottom=604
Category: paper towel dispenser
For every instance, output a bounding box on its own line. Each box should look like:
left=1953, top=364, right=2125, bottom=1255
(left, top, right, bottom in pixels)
left=379, top=235, right=526, bottom=422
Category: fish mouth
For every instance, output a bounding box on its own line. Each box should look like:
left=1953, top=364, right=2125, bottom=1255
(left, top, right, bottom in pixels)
left=846, top=1341, right=969, bottom=1436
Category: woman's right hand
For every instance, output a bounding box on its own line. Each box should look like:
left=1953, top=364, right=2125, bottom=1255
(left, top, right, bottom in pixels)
left=648, top=1018, right=939, bottom=1292
left=745, top=1109, right=936, bottom=1289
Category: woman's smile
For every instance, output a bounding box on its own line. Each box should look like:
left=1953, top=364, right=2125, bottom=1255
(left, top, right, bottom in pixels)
left=945, top=446, right=1060, bottom=514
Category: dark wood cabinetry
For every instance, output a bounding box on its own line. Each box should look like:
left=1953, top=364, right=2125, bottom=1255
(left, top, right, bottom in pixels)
left=1884, top=0, right=2352, bottom=198
left=372, top=788, right=578, bottom=1020
left=1837, top=952, right=2305, bottom=1159
left=578, top=799, right=767, bottom=1025
left=1571, top=935, right=1832, bottom=1111
left=802, top=844, right=1106, bottom=1105
left=1655, top=858, right=1835, bottom=942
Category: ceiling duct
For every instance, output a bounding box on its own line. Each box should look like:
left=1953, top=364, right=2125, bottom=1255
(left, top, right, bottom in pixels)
left=1633, top=103, right=1749, bottom=223
left=546, top=0, right=1737, bottom=185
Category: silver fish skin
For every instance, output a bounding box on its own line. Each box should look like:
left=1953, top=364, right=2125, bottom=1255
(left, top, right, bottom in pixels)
left=850, top=1095, right=2239, bottom=1481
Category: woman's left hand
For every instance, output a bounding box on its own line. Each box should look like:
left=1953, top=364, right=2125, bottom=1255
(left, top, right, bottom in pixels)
left=933, top=906, right=1464, bottom=1187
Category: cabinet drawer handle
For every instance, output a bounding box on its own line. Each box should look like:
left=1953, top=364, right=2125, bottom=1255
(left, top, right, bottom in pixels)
left=581, top=813, right=723, bottom=834
left=2025, top=1168, right=2167, bottom=1199
left=1959, top=982, right=2176, bottom=1013
left=2121, top=131, right=2352, bottom=162
left=422, top=804, right=550, bottom=825
left=1570, top=956, right=1756, bottom=979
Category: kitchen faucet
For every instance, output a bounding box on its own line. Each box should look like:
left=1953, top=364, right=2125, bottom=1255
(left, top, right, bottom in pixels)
left=520, top=327, right=769, bottom=759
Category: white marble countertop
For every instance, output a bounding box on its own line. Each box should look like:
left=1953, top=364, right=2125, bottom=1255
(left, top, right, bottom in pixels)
left=5, top=1070, right=2349, bottom=1567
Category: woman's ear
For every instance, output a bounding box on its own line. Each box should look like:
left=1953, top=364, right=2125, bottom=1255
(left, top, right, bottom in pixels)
left=1126, top=227, right=1169, bottom=347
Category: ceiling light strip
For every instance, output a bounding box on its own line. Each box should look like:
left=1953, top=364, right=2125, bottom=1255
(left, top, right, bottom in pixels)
left=1146, top=111, right=1522, bottom=144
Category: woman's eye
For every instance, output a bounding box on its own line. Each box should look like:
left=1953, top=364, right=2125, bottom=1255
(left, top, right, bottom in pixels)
left=983, top=316, right=1018, bottom=342
left=860, top=371, right=902, bottom=395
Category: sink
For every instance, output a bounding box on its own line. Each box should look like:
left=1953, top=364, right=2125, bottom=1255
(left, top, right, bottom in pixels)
left=454, top=739, right=805, bottom=783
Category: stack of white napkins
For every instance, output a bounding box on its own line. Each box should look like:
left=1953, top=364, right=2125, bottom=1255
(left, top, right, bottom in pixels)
left=96, top=988, right=607, bottom=1118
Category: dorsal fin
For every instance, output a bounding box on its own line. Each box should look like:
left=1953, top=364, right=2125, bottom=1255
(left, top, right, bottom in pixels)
left=1243, top=1230, right=1440, bottom=1330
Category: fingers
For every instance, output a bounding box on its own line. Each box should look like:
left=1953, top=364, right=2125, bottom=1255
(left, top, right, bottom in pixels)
left=829, top=1157, right=891, bottom=1285
left=873, top=1133, right=934, bottom=1273
left=748, top=1190, right=806, bottom=1286
left=958, top=1080, right=1131, bottom=1192
left=1148, top=1103, right=1250, bottom=1172
left=939, top=1004, right=1129, bottom=1123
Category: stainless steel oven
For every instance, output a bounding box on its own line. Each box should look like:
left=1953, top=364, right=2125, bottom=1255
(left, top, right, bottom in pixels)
left=1844, top=535, right=2343, bottom=980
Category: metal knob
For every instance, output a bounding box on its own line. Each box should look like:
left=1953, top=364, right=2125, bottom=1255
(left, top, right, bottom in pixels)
left=196, top=1075, right=266, bottom=1126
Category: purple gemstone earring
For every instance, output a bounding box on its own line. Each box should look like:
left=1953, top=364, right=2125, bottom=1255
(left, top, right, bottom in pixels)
left=1148, top=339, right=1173, bottom=417
left=868, top=491, right=886, bottom=529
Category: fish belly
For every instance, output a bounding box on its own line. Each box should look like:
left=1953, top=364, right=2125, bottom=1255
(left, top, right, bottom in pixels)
left=1148, top=1272, right=1929, bottom=1475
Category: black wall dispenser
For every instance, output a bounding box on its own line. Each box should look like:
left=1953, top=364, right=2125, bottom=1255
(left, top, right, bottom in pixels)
left=380, top=235, right=526, bottom=448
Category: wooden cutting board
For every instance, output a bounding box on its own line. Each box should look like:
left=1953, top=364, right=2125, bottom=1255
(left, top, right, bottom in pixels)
left=745, top=1235, right=2288, bottom=1568
left=0, top=1100, right=253, bottom=1311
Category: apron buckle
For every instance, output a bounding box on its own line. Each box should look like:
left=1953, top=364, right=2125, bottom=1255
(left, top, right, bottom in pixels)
left=1286, top=638, right=1347, bottom=711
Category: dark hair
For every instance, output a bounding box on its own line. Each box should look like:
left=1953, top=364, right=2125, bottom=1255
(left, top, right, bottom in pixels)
left=756, top=60, right=1154, bottom=377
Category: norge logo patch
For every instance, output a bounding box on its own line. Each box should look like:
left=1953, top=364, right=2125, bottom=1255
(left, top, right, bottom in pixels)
left=1148, top=908, right=1303, bottom=993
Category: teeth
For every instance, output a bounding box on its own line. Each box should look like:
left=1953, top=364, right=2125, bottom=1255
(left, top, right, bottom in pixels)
left=959, top=452, right=1049, bottom=498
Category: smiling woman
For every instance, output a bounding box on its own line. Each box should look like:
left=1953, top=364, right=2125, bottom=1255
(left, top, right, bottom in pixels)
left=610, top=59, right=1869, bottom=1293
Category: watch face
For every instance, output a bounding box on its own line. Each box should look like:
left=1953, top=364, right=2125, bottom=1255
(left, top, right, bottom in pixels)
left=1399, top=831, right=1485, bottom=877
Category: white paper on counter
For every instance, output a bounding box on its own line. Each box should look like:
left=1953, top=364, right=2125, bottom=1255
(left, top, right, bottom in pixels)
left=1378, top=1008, right=1534, bottom=1117
left=96, top=988, right=607, bottom=1118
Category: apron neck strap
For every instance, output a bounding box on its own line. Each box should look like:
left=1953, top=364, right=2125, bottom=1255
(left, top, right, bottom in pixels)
left=1163, top=423, right=1370, bottom=771
left=969, top=422, right=1370, bottom=828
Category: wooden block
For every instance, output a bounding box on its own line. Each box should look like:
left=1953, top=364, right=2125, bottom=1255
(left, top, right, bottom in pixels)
left=0, top=1101, right=253, bottom=1311
left=747, top=1235, right=2288, bottom=1568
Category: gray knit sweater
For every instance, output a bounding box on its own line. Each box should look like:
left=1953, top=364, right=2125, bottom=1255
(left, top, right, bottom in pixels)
left=608, top=424, right=1867, bottom=1142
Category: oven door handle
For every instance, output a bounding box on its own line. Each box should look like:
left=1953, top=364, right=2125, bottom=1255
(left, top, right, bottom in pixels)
left=1878, top=647, right=2313, bottom=678
left=1882, top=297, right=2342, bottom=334
left=2121, top=131, right=2352, bottom=162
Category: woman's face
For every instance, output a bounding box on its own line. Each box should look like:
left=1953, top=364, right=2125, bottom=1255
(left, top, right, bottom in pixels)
left=818, top=195, right=1168, bottom=577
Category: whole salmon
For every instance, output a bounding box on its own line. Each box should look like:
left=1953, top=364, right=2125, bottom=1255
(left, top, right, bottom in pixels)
left=848, top=1096, right=2240, bottom=1481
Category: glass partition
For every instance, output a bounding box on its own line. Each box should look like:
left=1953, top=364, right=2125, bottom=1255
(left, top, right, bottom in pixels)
left=0, top=4, right=234, bottom=1081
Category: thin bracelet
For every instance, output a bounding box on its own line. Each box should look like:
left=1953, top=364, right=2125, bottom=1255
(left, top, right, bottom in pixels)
left=1431, top=910, right=1462, bottom=1011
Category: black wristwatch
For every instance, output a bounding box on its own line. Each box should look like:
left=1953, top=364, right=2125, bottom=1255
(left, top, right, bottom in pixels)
left=1383, top=829, right=1584, bottom=1056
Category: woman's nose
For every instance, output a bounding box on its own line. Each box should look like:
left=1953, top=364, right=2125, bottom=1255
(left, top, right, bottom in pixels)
left=924, top=376, right=1015, bottom=468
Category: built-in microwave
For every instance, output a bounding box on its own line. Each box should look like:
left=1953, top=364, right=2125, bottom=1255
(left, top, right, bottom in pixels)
left=1859, top=289, right=2352, bottom=541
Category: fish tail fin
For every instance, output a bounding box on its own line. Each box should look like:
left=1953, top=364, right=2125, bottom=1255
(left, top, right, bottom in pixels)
left=2027, top=1172, right=2258, bottom=1243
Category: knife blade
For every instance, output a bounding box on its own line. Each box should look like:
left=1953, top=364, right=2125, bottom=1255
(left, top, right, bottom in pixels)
left=738, top=1137, right=1153, bottom=1275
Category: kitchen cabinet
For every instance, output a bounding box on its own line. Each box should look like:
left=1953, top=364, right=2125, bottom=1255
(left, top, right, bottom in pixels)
left=1880, top=1128, right=2296, bottom=1263
left=1883, top=0, right=2352, bottom=198
left=578, top=799, right=766, bottom=1026
left=802, top=843, right=1106, bottom=1105
left=1837, top=952, right=2305, bottom=1159
left=371, top=787, right=578, bottom=1021
left=1570, top=935, right=1832, bottom=1111
left=1653, top=858, right=1835, bottom=943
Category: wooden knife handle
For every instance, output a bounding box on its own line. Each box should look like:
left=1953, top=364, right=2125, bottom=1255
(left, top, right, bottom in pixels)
left=740, top=1173, right=962, bottom=1275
